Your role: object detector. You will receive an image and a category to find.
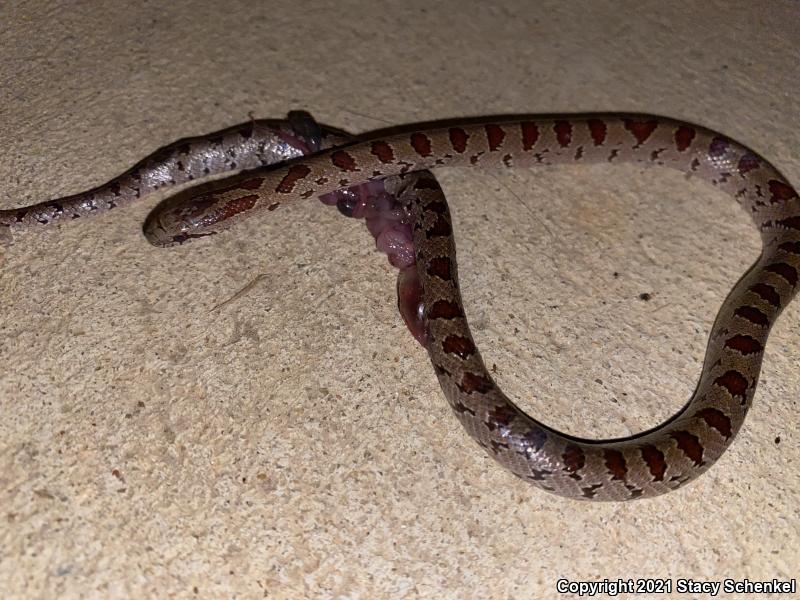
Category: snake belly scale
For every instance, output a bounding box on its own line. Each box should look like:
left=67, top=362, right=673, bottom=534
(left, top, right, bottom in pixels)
left=2, top=114, right=798, bottom=501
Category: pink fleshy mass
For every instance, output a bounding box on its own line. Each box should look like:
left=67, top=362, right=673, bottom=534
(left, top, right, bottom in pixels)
left=319, top=179, right=425, bottom=344
left=377, top=223, right=415, bottom=268
left=397, top=266, right=427, bottom=346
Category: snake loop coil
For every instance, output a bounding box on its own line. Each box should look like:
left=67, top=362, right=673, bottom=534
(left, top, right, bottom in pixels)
left=3, top=112, right=798, bottom=500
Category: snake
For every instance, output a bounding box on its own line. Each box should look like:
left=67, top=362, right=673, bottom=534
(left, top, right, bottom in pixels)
left=2, top=112, right=798, bottom=501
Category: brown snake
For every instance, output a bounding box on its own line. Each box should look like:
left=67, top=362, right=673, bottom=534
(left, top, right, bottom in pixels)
left=2, top=113, right=798, bottom=501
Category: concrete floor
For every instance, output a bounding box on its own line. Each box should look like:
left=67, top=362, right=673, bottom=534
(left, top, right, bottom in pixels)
left=1, top=1, right=798, bottom=598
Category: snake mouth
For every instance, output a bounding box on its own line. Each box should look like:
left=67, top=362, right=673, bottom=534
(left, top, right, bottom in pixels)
left=142, top=205, right=190, bottom=247
left=142, top=180, right=234, bottom=247
left=143, top=210, right=217, bottom=247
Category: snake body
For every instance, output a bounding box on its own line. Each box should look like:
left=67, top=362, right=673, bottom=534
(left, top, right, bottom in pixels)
left=0, top=113, right=349, bottom=236
left=3, top=114, right=798, bottom=500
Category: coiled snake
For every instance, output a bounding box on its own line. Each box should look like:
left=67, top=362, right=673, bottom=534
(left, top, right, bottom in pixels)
left=2, top=112, right=798, bottom=500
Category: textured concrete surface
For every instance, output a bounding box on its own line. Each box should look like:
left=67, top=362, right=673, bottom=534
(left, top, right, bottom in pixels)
left=1, top=1, right=798, bottom=598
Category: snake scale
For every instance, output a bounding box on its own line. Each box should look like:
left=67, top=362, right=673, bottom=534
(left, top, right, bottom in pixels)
left=2, top=112, right=798, bottom=501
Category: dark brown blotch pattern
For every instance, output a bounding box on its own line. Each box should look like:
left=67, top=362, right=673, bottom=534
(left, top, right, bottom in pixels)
left=371, top=141, right=394, bottom=163
left=778, top=241, right=800, bottom=255
left=411, top=133, right=432, bottom=157
left=765, top=263, right=798, bottom=286
left=603, top=450, right=627, bottom=481
left=671, top=431, right=704, bottom=466
left=561, top=445, right=585, bottom=480
left=449, top=128, right=468, bottom=153
left=276, top=166, right=310, bottom=193
left=587, top=119, right=607, bottom=146
left=554, top=121, right=572, bottom=147
left=623, top=119, right=658, bottom=146
left=485, top=124, right=506, bottom=151
left=441, top=335, right=475, bottom=359
left=520, top=122, right=539, bottom=150
left=639, top=445, right=666, bottom=481
left=769, top=180, right=799, bottom=203
left=331, top=150, right=358, bottom=172
left=734, top=306, right=770, bottom=327
left=426, top=257, right=452, bottom=281
left=737, top=153, right=760, bottom=175
left=428, top=299, right=463, bottom=320
left=457, top=372, right=494, bottom=395
left=695, top=408, right=732, bottom=438
left=714, top=370, right=749, bottom=400
left=724, top=334, right=763, bottom=355
left=674, top=126, right=696, bottom=151
left=749, top=283, right=781, bottom=307
left=219, top=194, right=258, bottom=219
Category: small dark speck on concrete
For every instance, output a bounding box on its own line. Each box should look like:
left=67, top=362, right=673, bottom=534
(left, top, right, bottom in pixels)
left=775, top=436, right=781, bottom=444
left=613, top=271, right=620, bottom=278
left=639, top=292, right=652, bottom=301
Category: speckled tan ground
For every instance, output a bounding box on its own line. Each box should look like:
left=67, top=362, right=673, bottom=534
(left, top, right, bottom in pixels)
left=1, top=1, right=798, bottom=598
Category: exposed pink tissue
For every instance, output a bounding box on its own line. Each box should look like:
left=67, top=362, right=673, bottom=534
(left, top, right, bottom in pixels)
left=397, top=266, right=427, bottom=347
left=365, top=191, right=395, bottom=214
left=376, top=223, right=415, bottom=269
left=318, top=191, right=340, bottom=205
left=318, top=178, right=427, bottom=346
